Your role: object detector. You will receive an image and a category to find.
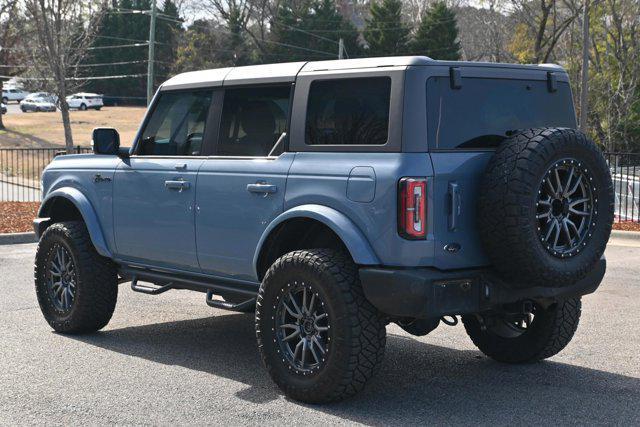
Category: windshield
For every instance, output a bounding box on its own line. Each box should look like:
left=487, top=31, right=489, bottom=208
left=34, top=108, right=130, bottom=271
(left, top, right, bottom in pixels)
left=426, top=76, right=577, bottom=150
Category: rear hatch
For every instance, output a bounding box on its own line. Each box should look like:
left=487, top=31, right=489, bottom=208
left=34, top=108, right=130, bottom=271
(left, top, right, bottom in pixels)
left=427, top=66, right=577, bottom=270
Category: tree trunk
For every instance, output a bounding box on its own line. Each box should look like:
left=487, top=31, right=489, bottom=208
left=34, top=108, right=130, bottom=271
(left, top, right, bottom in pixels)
left=59, top=97, right=74, bottom=151
left=0, top=79, right=4, bottom=131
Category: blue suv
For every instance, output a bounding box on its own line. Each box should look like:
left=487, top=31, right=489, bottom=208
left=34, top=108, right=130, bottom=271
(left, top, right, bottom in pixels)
left=33, top=57, right=614, bottom=403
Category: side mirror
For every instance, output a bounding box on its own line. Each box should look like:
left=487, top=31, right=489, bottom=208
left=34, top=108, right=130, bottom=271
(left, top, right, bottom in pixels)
left=92, top=127, right=120, bottom=155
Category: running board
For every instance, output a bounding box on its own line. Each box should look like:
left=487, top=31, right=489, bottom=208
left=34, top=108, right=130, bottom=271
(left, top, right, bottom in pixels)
left=121, top=266, right=258, bottom=300
left=206, top=291, right=256, bottom=311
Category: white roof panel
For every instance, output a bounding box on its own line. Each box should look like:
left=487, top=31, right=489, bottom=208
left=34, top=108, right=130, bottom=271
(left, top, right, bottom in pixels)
left=161, top=67, right=232, bottom=90
left=301, top=56, right=432, bottom=72
left=223, top=62, right=306, bottom=86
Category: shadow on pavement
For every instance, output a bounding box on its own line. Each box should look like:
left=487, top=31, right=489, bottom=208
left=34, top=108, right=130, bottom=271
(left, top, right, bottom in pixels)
left=69, top=313, right=640, bottom=425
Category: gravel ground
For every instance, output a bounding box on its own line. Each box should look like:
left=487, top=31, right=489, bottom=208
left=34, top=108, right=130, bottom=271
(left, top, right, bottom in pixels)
left=0, top=240, right=638, bottom=425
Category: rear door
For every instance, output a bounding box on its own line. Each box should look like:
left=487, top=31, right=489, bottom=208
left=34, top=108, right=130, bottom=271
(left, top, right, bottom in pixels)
left=195, top=85, right=293, bottom=281
left=113, top=89, right=214, bottom=271
left=426, top=67, right=577, bottom=269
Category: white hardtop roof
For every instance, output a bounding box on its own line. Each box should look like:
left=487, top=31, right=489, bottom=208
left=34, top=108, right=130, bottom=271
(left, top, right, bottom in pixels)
left=160, top=56, right=565, bottom=91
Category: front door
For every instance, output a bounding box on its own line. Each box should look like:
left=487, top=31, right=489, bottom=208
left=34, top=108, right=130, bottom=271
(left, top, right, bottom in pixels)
left=195, top=85, right=293, bottom=281
left=113, top=89, right=214, bottom=271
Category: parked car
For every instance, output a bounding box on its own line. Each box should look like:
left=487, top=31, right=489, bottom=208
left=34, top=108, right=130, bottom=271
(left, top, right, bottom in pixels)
left=66, top=92, right=103, bottom=110
left=20, top=96, right=57, bottom=112
left=2, top=88, right=29, bottom=103
left=33, top=57, right=615, bottom=404
left=1, top=103, right=6, bottom=114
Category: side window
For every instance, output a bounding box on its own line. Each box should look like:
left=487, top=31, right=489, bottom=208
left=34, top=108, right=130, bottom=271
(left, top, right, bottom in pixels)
left=138, top=90, right=212, bottom=156
left=216, top=85, right=291, bottom=157
left=305, top=77, right=391, bottom=146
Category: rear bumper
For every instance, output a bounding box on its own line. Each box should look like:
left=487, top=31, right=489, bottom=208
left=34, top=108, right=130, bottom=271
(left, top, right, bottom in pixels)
left=359, top=256, right=606, bottom=319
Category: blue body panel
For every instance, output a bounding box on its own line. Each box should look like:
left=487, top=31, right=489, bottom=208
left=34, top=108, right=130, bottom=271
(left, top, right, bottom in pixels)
left=39, top=154, right=121, bottom=256
left=112, top=157, right=204, bottom=271
left=195, top=154, right=294, bottom=281
left=285, top=152, right=437, bottom=268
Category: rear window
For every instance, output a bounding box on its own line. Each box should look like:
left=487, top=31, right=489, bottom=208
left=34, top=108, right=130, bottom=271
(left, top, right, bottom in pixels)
left=306, top=77, right=391, bottom=146
left=427, top=77, right=576, bottom=150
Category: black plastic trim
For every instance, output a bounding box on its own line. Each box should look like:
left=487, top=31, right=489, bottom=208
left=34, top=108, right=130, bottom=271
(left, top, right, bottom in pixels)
left=359, top=256, right=606, bottom=319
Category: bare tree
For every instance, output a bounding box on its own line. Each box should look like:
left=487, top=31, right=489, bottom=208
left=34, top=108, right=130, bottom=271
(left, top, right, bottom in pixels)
left=0, top=0, right=22, bottom=131
left=508, top=0, right=580, bottom=62
left=23, top=0, right=107, bottom=150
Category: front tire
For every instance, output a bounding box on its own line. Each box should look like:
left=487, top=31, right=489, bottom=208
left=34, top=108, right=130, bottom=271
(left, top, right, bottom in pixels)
left=256, top=249, right=386, bottom=403
left=462, top=298, right=581, bottom=363
left=79, top=103, right=87, bottom=111
left=35, top=221, right=118, bottom=334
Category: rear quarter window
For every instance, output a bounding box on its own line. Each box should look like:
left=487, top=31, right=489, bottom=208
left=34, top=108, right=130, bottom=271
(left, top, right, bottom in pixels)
left=305, top=77, right=391, bottom=146
left=427, top=77, right=576, bottom=150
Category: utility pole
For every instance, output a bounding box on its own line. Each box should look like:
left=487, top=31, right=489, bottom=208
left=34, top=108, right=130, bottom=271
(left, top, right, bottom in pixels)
left=579, top=0, right=590, bottom=132
left=146, top=0, right=157, bottom=105
left=338, top=38, right=345, bottom=59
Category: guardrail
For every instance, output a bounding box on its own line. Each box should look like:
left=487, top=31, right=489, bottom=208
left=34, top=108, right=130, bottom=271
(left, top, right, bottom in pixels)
left=1, top=147, right=638, bottom=223
left=0, top=147, right=91, bottom=202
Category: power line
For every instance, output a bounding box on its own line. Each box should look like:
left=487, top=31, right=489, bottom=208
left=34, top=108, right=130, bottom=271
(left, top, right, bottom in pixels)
left=0, top=73, right=147, bottom=81
left=271, top=22, right=340, bottom=45
left=87, top=42, right=149, bottom=50
left=260, top=39, right=336, bottom=57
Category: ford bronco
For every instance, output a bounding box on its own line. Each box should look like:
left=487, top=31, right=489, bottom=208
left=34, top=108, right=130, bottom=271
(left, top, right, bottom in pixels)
left=33, top=56, right=614, bottom=403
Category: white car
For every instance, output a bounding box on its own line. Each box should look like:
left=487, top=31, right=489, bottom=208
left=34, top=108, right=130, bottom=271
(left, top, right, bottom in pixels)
left=2, top=88, right=29, bottom=104
left=66, top=93, right=103, bottom=111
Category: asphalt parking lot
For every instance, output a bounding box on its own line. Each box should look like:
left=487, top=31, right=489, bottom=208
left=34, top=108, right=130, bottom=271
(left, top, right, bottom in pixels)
left=1, top=239, right=638, bottom=425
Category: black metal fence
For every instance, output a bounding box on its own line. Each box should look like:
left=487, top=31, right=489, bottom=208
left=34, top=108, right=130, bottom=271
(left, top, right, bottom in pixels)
left=0, top=147, right=639, bottom=223
left=0, top=147, right=91, bottom=202
left=605, top=152, right=640, bottom=223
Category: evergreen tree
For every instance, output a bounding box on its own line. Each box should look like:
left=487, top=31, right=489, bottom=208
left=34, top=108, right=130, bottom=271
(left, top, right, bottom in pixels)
left=363, top=0, right=409, bottom=56
left=268, top=0, right=360, bottom=62
left=411, top=2, right=461, bottom=60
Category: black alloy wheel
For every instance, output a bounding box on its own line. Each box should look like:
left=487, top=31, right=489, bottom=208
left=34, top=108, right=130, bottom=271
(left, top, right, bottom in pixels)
left=45, top=243, right=77, bottom=312
left=536, top=158, right=595, bottom=258
left=275, top=282, right=330, bottom=373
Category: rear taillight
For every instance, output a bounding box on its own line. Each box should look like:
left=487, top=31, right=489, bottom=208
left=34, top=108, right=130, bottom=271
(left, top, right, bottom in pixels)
left=398, top=177, right=427, bottom=240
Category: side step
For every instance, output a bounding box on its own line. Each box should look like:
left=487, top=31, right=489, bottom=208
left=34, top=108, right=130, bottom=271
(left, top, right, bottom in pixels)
left=206, top=291, right=256, bottom=311
left=131, top=277, right=175, bottom=295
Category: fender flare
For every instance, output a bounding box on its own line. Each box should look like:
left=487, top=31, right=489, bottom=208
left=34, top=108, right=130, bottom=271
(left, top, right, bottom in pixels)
left=38, top=187, right=112, bottom=258
left=253, top=204, right=380, bottom=276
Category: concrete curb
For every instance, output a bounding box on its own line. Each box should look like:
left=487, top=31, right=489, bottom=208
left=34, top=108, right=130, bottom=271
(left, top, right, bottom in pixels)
left=611, top=230, right=640, bottom=241
left=0, top=232, right=37, bottom=245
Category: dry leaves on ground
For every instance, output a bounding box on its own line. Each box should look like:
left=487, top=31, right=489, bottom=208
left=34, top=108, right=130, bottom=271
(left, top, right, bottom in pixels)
left=613, top=221, right=640, bottom=232
left=0, top=202, right=40, bottom=233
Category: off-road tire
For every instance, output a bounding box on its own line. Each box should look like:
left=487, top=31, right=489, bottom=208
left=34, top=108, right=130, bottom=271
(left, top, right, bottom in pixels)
left=2, top=97, right=8, bottom=104
left=256, top=249, right=386, bottom=403
left=462, top=298, right=581, bottom=363
left=35, top=221, right=118, bottom=334
left=478, top=128, right=614, bottom=288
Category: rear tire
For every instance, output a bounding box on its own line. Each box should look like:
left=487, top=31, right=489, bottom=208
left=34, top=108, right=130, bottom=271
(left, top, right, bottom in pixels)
left=35, top=221, right=118, bottom=334
left=79, top=103, right=87, bottom=111
left=256, top=249, right=386, bottom=403
left=462, top=298, right=581, bottom=363
left=2, top=97, right=7, bottom=104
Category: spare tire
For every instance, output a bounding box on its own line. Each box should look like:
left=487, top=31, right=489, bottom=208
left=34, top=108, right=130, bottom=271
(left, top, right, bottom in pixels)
left=478, top=128, right=614, bottom=288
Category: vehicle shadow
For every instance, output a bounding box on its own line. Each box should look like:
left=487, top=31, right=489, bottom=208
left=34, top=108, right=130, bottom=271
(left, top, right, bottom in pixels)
left=69, top=313, right=640, bottom=425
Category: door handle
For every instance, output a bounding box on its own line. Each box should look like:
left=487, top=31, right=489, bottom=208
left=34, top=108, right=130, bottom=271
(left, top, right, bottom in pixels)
left=164, top=179, right=190, bottom=191
left=448, top=182, right=461, bottom=231
left=247, top=183, right=277, bottom=194
left=174, top=163, right=187, bottom=170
